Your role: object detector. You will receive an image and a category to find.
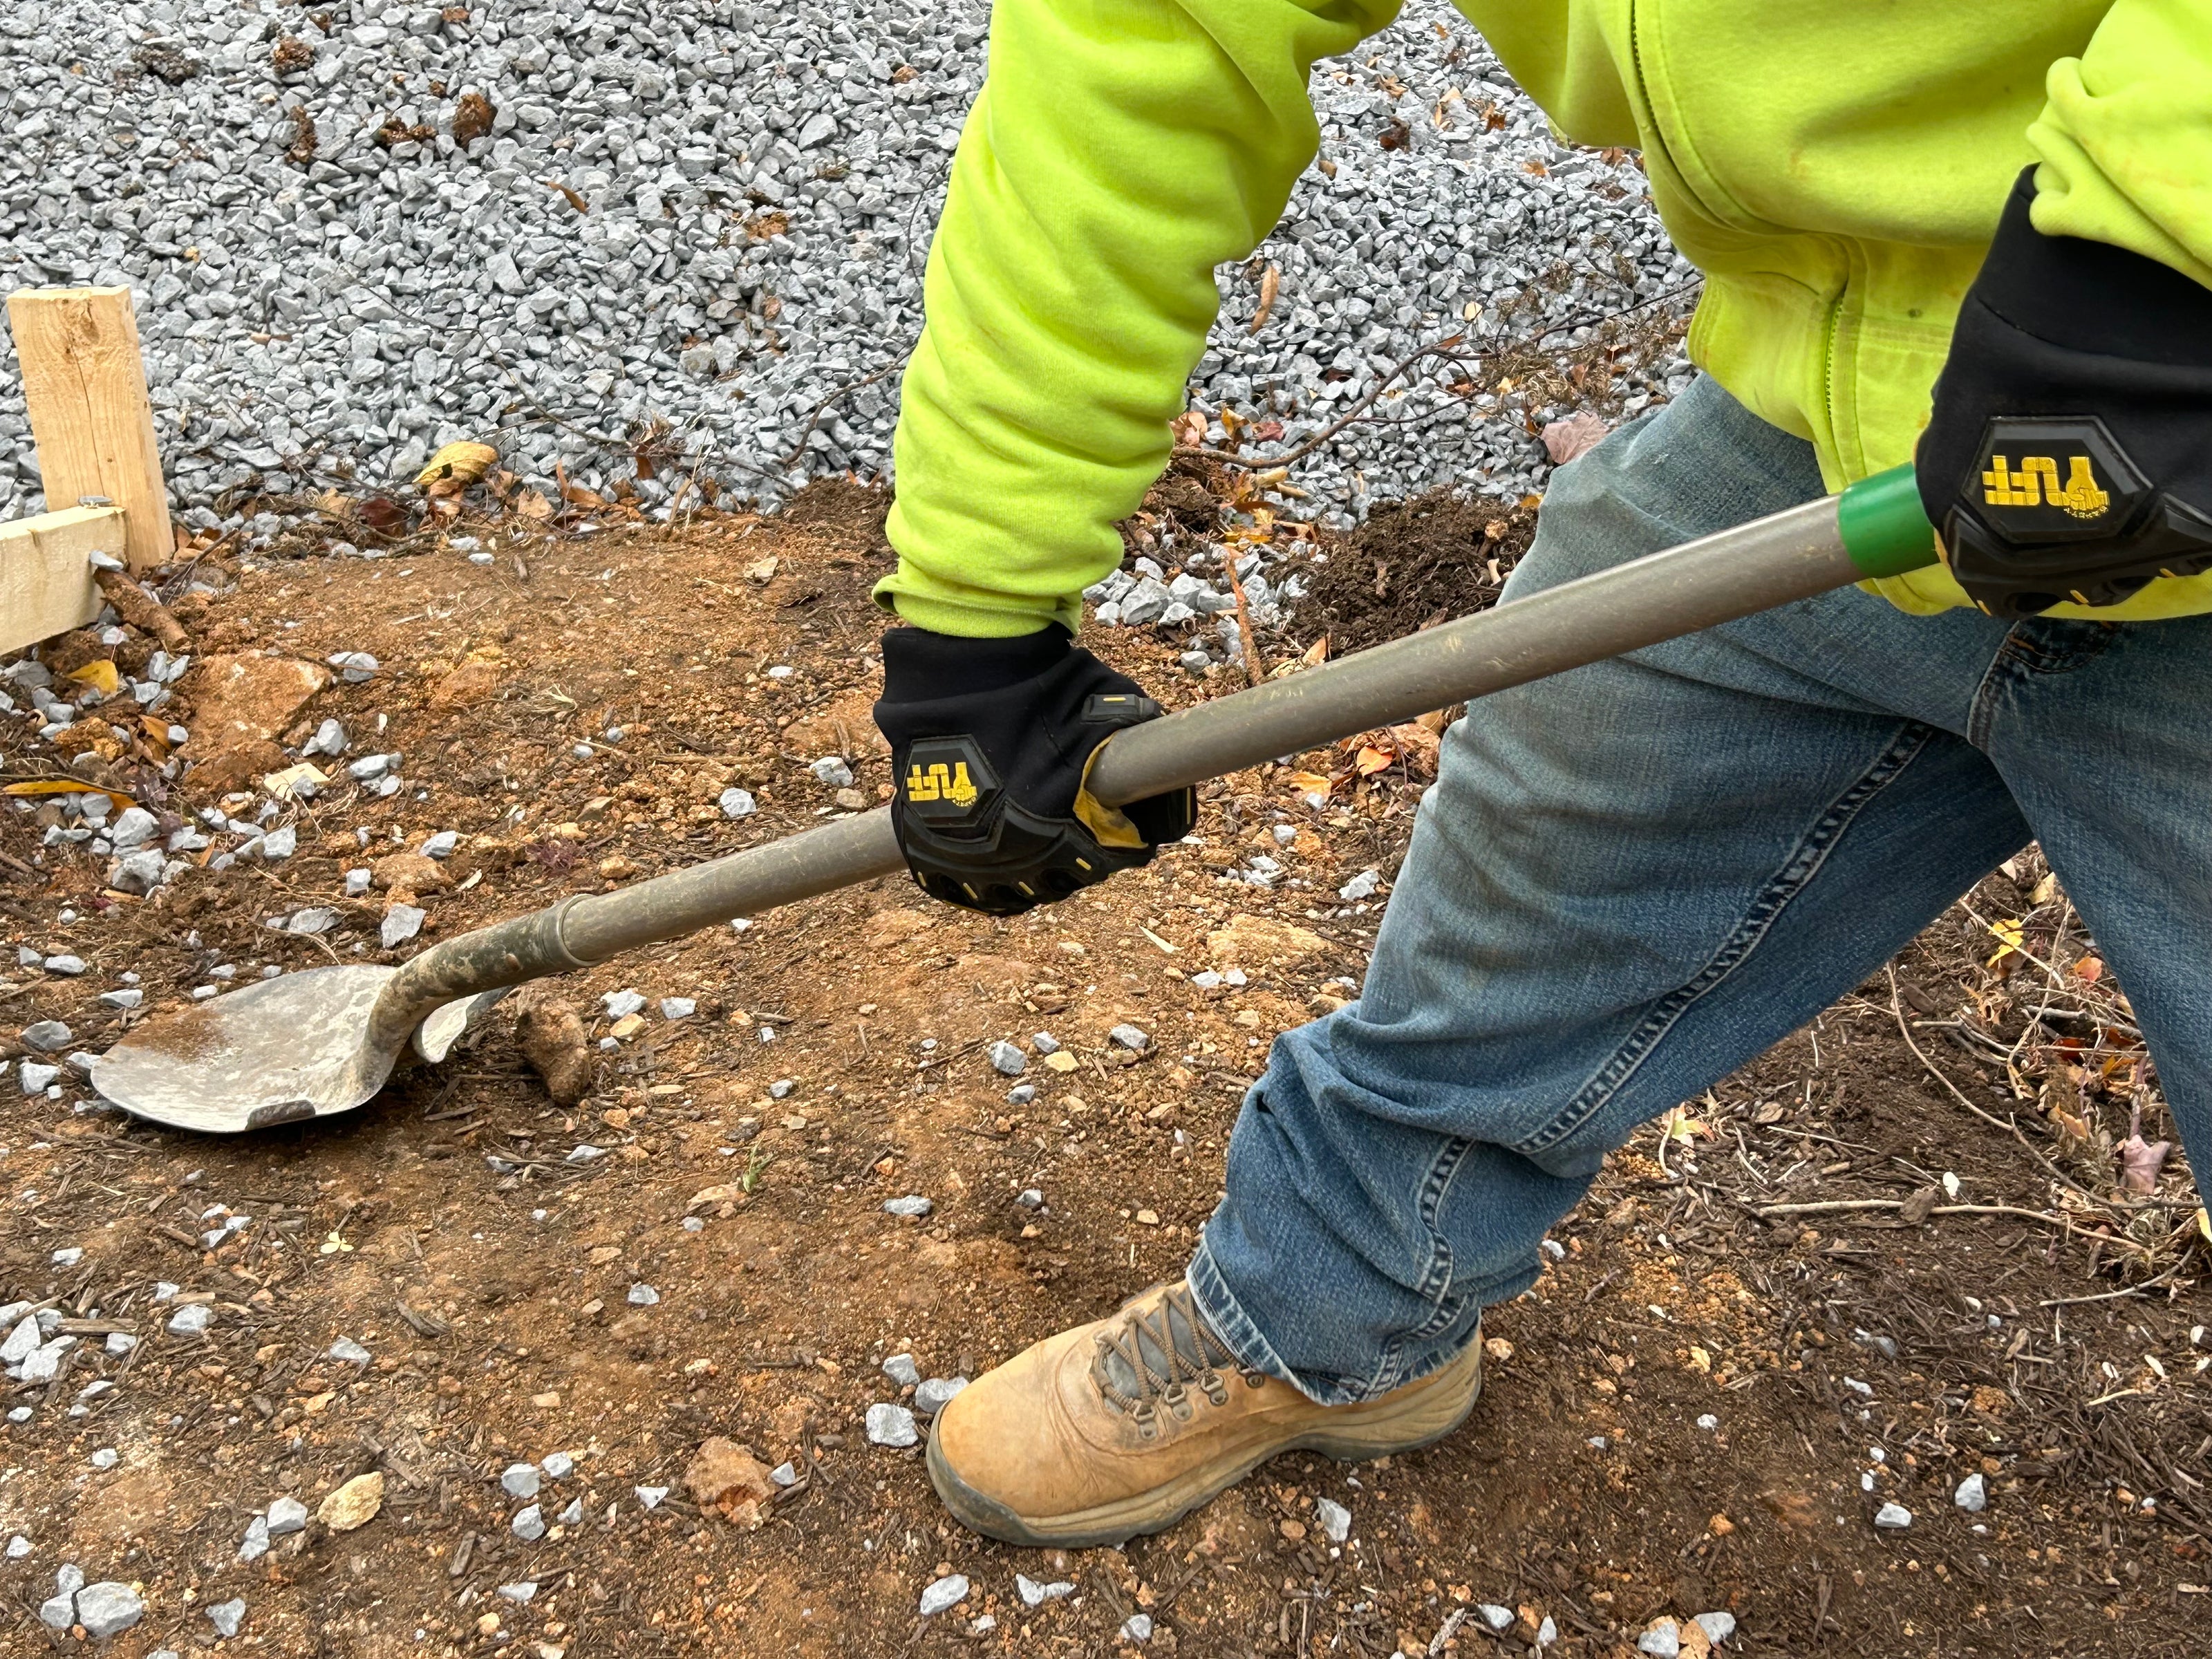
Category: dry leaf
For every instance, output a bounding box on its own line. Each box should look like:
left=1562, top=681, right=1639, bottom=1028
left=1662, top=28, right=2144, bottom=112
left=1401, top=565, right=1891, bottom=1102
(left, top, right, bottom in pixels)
left=1247, top=262, right=1281, bottom=335
left=3, top=780, right=134, bottom=809
left=2071, top=955, right=2105, bottom=984
left=1541, top=411, right=1610, bottom=465
left=1286, top=770, right=1333, bottom=806
left=515, top=488, right=554, bottom=521
left=66, top=660, right=120, bottom=697
left=1985, top=917, right=2025, bottom=970
left=261, top=762, right=330, bottom=801
left=744, top=556, right=779, bottom=583
left=415, top=440, right=499, bottom=487
left=1169, top=410, right=1208, bottom=450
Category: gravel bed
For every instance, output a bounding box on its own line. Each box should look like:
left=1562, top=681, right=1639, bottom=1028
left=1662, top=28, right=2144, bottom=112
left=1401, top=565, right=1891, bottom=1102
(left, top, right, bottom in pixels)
left=0, top=0, right=1691, bottom=543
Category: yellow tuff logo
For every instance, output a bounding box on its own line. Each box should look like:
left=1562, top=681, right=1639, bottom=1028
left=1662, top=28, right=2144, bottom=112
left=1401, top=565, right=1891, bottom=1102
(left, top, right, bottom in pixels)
left=1982, top=455, right=2110, bottom=520
left=906, top=760, right=980, bottom=809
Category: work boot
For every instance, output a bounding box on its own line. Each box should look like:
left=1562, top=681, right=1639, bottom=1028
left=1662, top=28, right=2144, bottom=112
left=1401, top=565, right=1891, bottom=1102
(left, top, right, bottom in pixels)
left=926, top=1280, right=1483, bottom=1547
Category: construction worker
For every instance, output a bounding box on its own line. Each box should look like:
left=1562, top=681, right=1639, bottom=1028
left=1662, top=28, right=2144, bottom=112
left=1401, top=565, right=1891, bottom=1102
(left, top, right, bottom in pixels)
left=868, top=2, right=2212, bottom=1548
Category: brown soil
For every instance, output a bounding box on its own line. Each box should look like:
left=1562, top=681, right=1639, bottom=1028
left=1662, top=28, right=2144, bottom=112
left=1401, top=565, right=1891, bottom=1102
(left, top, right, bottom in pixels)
left=1290, top=491, right=1537, bottom=656
left=0, top=483, right=2205, bottom=1658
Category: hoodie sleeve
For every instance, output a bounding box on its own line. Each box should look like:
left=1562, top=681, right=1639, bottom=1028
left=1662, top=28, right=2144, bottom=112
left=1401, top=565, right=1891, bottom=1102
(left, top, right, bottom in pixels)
left=876, top=0, right=1404, bottom=639
left=2027, top=0, right=2212, bottom=289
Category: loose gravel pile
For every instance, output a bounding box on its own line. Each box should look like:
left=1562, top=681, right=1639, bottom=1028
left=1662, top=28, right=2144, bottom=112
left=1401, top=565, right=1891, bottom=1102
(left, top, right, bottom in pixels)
left=0, top=0, right=1690, bottom=542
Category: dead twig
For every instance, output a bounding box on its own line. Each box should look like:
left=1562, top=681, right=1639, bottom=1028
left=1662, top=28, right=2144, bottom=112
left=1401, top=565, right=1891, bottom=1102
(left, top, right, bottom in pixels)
left=1222, top=552, right=1264, bottom=685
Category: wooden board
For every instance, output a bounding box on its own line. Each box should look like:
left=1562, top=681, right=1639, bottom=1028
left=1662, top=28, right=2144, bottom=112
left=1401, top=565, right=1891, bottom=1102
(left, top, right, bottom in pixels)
left=0, top=506, right=126, bottom=656
left=6, top=287, right=173, bottom=572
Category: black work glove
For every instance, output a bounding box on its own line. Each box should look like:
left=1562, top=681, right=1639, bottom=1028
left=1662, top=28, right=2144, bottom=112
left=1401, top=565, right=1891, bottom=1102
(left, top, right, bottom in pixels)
left=1918, top=169, right=2212, bottom=618
left=872, top=625, right=1196, bottom=916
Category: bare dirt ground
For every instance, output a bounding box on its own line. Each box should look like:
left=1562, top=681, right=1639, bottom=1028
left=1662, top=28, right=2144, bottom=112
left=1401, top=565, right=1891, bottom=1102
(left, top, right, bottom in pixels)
left=1, top=481, right=2207, bottom=1658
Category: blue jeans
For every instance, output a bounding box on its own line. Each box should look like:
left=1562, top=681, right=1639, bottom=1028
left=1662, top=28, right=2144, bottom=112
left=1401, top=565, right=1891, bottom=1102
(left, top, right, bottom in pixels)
left=1185, top=373, right=2212, bottom=1407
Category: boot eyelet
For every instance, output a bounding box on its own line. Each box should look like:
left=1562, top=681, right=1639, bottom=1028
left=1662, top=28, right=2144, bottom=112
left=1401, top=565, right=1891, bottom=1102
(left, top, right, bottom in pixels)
left=1162, top=1381, right=1192, bottom=1421
left=1199, top=1369, right=1229, bottom=1407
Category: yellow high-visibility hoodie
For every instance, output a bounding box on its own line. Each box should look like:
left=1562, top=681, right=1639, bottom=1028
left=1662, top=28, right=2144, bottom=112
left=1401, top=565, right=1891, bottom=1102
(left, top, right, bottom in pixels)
left=876, top=1, right=2212, bottom=637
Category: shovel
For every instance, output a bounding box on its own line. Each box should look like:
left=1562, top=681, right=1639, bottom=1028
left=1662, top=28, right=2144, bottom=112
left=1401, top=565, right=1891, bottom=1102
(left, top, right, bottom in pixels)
left=91, top=467, right=1938, bottom=1133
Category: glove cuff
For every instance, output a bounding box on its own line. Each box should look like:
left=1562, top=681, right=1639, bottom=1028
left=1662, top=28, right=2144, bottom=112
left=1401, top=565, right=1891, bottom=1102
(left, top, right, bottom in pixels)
left=1976, top=168, right=2212, bottom=367
left=879, top=624, right=1070, bottom=703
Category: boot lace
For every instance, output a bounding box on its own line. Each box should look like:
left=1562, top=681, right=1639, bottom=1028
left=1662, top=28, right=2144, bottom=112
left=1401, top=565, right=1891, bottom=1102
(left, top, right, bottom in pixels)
left=1089, top=1284, right=1267, bottom=1441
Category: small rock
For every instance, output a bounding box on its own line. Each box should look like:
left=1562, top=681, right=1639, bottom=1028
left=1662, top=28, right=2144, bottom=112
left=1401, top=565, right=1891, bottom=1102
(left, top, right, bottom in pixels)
left=1314, top=1495, right=1351, bottom=1543
left=327, top=1337, right=371, bottom=1364
left=865, top=1403, right=918, bottom=1447
left=913, top=1376, right=968, bottom=1416
left=317, top=1471, right=384, bottom=1532
left=769, top=1461, right=798, bottom=1488
left=659, top=997, right=696, bottom=1021
left=205, top=1597, right=247, bottom=1638
left=75, top=1582, right=145, bottom=1639
left=498, top=1582, right=538, bottom=1604
left=1954, top=1472, right=1987, bottom=1512
left=1121, top=1613, right=1154, bottom=1642
left=1694, top=1611, right=1737, bottom=1646
left=1338, top=869, right=1381, bottom=901
left=883, top=1195, right=932, bottom=1218
left=718, top=787, right=756, bottom=819
left=683, top=1436, right=776, bottom=1527
left=918, top=1573, right=968, bottom=1617
left=1032, top=1032, right=1061, bottom=1054
left=511, top=1504, right=545, bottom=1541
left=1006, top=1082, right=1036, bottom=1105
left=635, top=1485, right=668, bottom=1509
left=541, top=1452, right=574, bottom=1480
left=1108, top=1024, right=1150, bottom=1051
left=89, top=1447, right=118, bottom=1469
left=41, top=955, right=86, bottom=977
left=768, top=1078, right=796, bottom=1100
left=167, top=1303, right=213, bottom=1336
left=1017, top=1574, right=1076, bottom=1606
left=20, top=1020, right=73, bottom=1053
left=1637, top=1620, right=1681, bottom=1658
left=327, top=651, right=379, bottom=682
left=502, top=1463, right=541, bottom=1499
left=808, top=756, right=854, bottom=788
left=602, top=989, right=646, bottom=1020
left=987, top=1040, right=1027, bottom=1076
left=1016, top=1188, right=1044, bottom=1209
left=1873, top=1501, right=1913, bottom=1529
left=238, top=1515, right=270, bottom=1562
left=303, top=718, right=348, bottom=757
left=266, top=1496, right=308, bottom=1535
left=345, top=868, right=372, bottom=897
left=1479, top=1605, right=1515, bottom=1631
left=627, top=1284, right=660, bottom=1306
left=380, top=904, right=425, bottom=948
left=39, top=1593, right=75, bottom=1631
left=1, top=1316, right=39, bottom=1365
left=882, top=1353, right=920, bottom=1387
left=19, top=1061, right=59, bottom=1094
left=6, top=1535, right=28, bottom=1558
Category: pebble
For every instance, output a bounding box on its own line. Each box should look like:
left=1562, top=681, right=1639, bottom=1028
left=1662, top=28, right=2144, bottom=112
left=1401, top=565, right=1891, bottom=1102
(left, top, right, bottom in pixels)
left=659, top=997, right=697, bottom=1021
left=511, top=1504, right=545, bottom=1541
left=167, top=1303, right=213, bottom=1336
left=1314, top=1495, right=1351, bottom=1543
left=502, top=1463, right=542, bottom=1499
left=20, top=1020, right=73, bottom=1053
left=498, top=1582, right=538, bottom=1604
left=328, top=652, right=379, bottom=684
left=1638, top=1622, right=1680, bottom=1658
left=719, top=788, right=758, bottom=819
left=238, top=1515, right=270, bottom=1562
left=918, top=1574, right=969, bottom=1617
left=99, top=988, right=144, bottom=1011
left=1954, top=1472, right=1987, bottom=1512
left=1338, top=869, right=1382, bottom=901
left=1695, top=1611, right=1736, bottom=1645
left=89, top=1447, right=118, bottom=1469
left=555, top=1497, right=584, bottom=1526
left=75, top=1582, right=145, bottom=1640
left=769, top=1079, right=796, bottom=1100
left=380, top=905, right=426, bottom=948
left=5, top=1535, right=28, bottom=1559
left=1121, top=1613, right=1154, bottom=1642
left=1108, top=1024, right=1150, bottom=1051
left=303, top=719, right=348, bottom=758
left=627, top=1284, right=661, bottom=1306
left=19, top=1061, right=59, bottom=1095
left=603, top=989, right=647, bottom=1020
left=865, top=1403, right=919, bottom=1447
left=1017, top=1574, right=1076, bottom=1606
left=1016, top=1188, right=1044, bottom=1209
left=635, top=1486, right=669, bottom=1510
left=420, top=830, right=459, bottom=859
left=345, top=869, right=373, bottom=897
left=328, top=1337, right=371, bottom=1364
left=541, top=1452, right=575, bottom=1480
left=1874, top=1501, right=1913, bottom=1529
left=1479, top=1605, right=1515, bottom=1631
left=1032, top=1032, right=1061, bottom=1054
left=809, top=757, right=855, bottom=788
left=1006, top=1082, right=1036, bottom=1105
left=41, top=955, right=86, bottom=977
left=205, top=1597, right=247, bottom=1638
left=883, top=1195, right=932, bottom=1217
left=913, top=1376, right=968, bottom=1416
left=770, top=1461, right=799, bottom=1488
left=1, top=1317, right=39, bottom=1366
left=1695, top=1414, right=1719, bottom=1431
left=987, top=1040, right=1027, bottom=1076
left=267, top=1496, right=308, bottom=1536
left=882, top=1353, right=921, bottom=1388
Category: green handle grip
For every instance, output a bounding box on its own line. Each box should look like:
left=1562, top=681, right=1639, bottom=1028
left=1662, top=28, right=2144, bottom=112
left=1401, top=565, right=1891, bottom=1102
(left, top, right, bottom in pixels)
left=1837, top=462, right=1939, bottom=578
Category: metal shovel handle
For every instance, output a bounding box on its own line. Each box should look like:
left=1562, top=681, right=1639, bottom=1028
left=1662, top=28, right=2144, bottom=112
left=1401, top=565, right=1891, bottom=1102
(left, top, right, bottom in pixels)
left=365, top=468, right=1936, bottom=1045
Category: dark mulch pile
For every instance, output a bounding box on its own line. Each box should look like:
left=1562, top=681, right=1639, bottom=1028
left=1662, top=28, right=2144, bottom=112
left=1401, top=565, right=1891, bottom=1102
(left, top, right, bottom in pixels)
left=1292, top=489, right=1538, bottom=655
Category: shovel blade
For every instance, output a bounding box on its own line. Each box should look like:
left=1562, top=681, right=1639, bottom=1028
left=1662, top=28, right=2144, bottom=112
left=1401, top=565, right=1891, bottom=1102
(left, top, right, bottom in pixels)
left=90, top=966, right=480, bottom=1134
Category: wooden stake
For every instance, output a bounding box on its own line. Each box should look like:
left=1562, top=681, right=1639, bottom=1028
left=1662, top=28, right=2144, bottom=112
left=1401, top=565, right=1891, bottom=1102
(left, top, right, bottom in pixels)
left=7, top=286, right=173, bottom=572
left=0, top=506, right=126, bottom=656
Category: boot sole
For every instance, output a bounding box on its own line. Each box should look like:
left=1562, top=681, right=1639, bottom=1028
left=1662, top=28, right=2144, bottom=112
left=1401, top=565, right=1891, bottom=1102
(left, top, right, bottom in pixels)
left=927, top=1344, right=1482, bottom=1550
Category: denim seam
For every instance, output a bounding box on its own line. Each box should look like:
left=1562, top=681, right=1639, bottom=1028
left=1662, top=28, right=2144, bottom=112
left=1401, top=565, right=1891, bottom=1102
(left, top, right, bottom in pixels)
left=1360, top=1134, right=1474, bottom=1396
left=1515, top=721, right=1937, bottom=1158
left=1969, top=624, right=2117, bottom=747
